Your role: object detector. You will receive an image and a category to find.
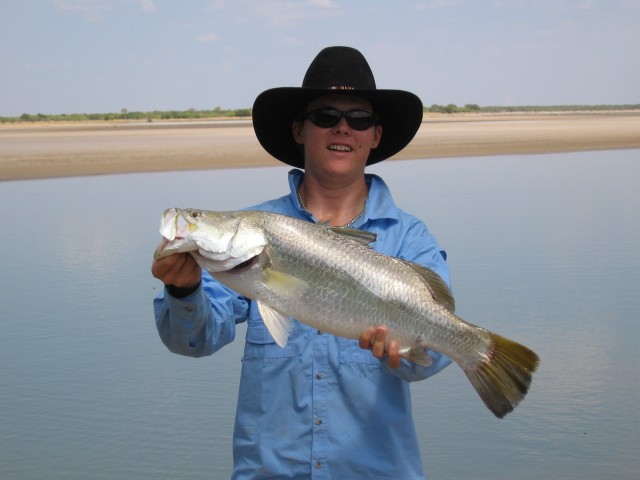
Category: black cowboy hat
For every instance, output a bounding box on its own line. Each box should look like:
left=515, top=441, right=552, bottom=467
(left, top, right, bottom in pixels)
left=252, top=46, right=423, bottom=168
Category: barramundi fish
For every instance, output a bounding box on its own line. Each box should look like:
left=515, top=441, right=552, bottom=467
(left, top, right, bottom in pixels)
left=154, top=208, right=539, bottom=418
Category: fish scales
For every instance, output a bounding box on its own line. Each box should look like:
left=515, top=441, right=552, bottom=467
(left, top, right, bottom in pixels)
left=261, top=213, right=453, bottom=350
left=155, top=208, right=539, bottom=418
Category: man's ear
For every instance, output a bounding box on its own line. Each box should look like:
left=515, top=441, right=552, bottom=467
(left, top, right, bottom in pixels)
left=292, top=120, right=304, bottom=145
left=371, top=124, right=383, bottom=149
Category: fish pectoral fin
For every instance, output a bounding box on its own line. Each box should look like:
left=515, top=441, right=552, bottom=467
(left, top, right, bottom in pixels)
left=399, top=347, right=433, bottom=367
left=262, top=268, right=310, bottom=298
left=257, top=302, right=294, bottom=348
left=258, top=268, right=307, bottom=348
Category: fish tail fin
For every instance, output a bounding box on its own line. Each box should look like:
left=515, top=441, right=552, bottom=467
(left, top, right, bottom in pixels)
left=463, top=333, right=540, bottom=418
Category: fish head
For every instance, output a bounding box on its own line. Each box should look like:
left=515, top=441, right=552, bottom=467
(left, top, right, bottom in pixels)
left=154, top=208, right=267, bottom=272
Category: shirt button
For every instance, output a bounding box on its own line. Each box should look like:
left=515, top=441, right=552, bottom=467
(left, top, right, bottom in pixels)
left=316, top=372, right=324, bottom=380
left=315, top=418, right=322, bottom=425
left=314, top=461, right=322, bottom=469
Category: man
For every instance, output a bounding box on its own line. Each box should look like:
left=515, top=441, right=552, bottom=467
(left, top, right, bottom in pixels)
left=152, top=46, right=451, bottom=479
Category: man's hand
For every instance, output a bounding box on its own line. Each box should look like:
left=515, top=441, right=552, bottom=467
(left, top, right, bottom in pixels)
left=359, top=326, right=401, bottom=369
left=151, top=253, right=201, bottom=290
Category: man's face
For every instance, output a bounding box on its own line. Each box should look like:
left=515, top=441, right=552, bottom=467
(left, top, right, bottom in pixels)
left=293, top=94, right=382, bottom=179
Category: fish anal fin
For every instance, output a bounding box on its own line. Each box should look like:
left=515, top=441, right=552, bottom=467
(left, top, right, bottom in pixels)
left=463, top=333, right=540, bottom=418
left=257, top=302, right=294, bottom=348
left=399, top=347, right=433, bottom=367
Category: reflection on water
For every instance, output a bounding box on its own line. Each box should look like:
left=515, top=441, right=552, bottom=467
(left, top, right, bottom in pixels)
left=1, top=150, right=638, bottom=479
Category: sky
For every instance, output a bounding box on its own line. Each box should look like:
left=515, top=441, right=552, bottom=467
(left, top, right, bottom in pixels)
left=1, top=0, right=638, bottom=117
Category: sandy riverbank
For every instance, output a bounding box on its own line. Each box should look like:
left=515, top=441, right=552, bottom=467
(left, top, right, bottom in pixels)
left=1, top=113, right=639, bottom=181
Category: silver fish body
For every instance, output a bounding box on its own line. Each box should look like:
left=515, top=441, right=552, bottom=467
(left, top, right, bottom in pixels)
left=155, top=208, right=539, bottom=418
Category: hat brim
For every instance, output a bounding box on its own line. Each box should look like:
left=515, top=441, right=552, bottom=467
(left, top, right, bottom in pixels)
left=252, top=87, right=423, bottom=168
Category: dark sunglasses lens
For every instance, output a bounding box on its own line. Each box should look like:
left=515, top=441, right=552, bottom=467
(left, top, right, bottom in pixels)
left=309, top=109, right=342, bottom=128
left=306, top=108, right=376, bottom=131
left=345, top=111, right=376, bottom=130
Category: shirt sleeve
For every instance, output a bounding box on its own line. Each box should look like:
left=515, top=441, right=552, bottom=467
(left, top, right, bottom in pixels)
left=398, top=220, right=451, bottom=288
left=379, top=218, right=454, bottom=382
left=153, top=270, right=249, bottom=357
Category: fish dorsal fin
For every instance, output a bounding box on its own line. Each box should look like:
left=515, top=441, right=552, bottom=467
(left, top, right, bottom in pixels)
left=257, top=302, right=294, bottom=348
left=328, top=226, right=377, bottom=246
left=400, top=260, right=456, bottom=313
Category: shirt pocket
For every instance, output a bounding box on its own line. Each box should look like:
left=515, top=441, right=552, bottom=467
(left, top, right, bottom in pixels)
left=337, top=336, right=381, bottom=366
left=243, top=303, right=295, bottom=359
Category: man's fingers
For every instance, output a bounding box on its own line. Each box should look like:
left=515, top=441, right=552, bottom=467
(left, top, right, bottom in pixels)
left=152, top=253, right=201, bottom=287
left=387, top=340, right=400, bottom=369
left=371, top=326, right=388, bottom=358
left=358, top=326, right=402, bottom=369
left=151, top=254, right=180, bottom=280
left=359, top=327, right=376, bottom=350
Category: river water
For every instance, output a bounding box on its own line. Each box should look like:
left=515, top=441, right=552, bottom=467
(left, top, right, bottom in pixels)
left=1, top=149, right=638, bottom=479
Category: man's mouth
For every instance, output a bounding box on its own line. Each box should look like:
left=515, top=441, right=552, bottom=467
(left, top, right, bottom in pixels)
left=328, top=144, right=352, bottom=152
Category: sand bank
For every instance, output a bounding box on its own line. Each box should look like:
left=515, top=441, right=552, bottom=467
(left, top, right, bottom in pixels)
left=1, top=113, right=639, bottom=181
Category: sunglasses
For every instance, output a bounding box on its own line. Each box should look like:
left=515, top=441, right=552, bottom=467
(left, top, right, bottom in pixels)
left=302, top=107, right=378, bottom=131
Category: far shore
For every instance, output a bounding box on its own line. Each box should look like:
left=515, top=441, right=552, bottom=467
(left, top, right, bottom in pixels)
left=1, top=112, right=639, bottom=181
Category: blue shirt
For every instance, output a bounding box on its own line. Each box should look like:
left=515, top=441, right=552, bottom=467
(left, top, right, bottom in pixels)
left=154, top=169, right=452, bottom=479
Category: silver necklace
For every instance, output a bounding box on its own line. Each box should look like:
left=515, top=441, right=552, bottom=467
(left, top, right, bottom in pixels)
left=297, top=189, right=365, bottom=227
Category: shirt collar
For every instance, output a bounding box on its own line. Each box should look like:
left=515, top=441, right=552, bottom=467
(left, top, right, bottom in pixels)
left=287, top=169, right=401, bottom=223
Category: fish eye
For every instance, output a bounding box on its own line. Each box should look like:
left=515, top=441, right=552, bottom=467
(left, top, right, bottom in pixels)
left=190, top=211, right=201, bottom=218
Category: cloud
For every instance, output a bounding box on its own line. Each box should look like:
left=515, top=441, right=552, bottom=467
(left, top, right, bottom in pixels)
left=412, top=0, right=464, bottom=10
left=202, top=0, right=340, bottom=30
left=308, top=0, right=338, bottom=7
left=47, top=0, right=113, bottom=21
left=138, top=0, right=156, bottom=12
left=47, top=0, right=156, bottom=20
left=204, top=0, right=226, bottom=14
left=197, top=33, right=220, bottom=43
left=575, top=0, right=596, bottom=10
left=252, top=1, right=342, bottom=27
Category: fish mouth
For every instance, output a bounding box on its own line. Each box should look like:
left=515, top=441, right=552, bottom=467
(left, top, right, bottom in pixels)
left=154, top=207, right=197, bottom=260
left=154, top=237, right=181, bottom=260
left=154, top=235, right=198, bottom=260
left=153, top=238, right=170, bottom=260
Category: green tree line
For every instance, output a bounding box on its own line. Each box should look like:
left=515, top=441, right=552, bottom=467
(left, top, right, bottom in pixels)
left=0, top=106, right=252, bottom=124
left=2, top=104, right=638, bottom=123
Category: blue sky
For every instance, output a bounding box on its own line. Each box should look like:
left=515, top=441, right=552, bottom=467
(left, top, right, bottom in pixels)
left=1, top=0, right=638, bottom=116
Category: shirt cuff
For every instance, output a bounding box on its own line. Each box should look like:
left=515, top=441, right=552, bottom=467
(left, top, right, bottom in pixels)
left=167, top=282, right=201, bottom=298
